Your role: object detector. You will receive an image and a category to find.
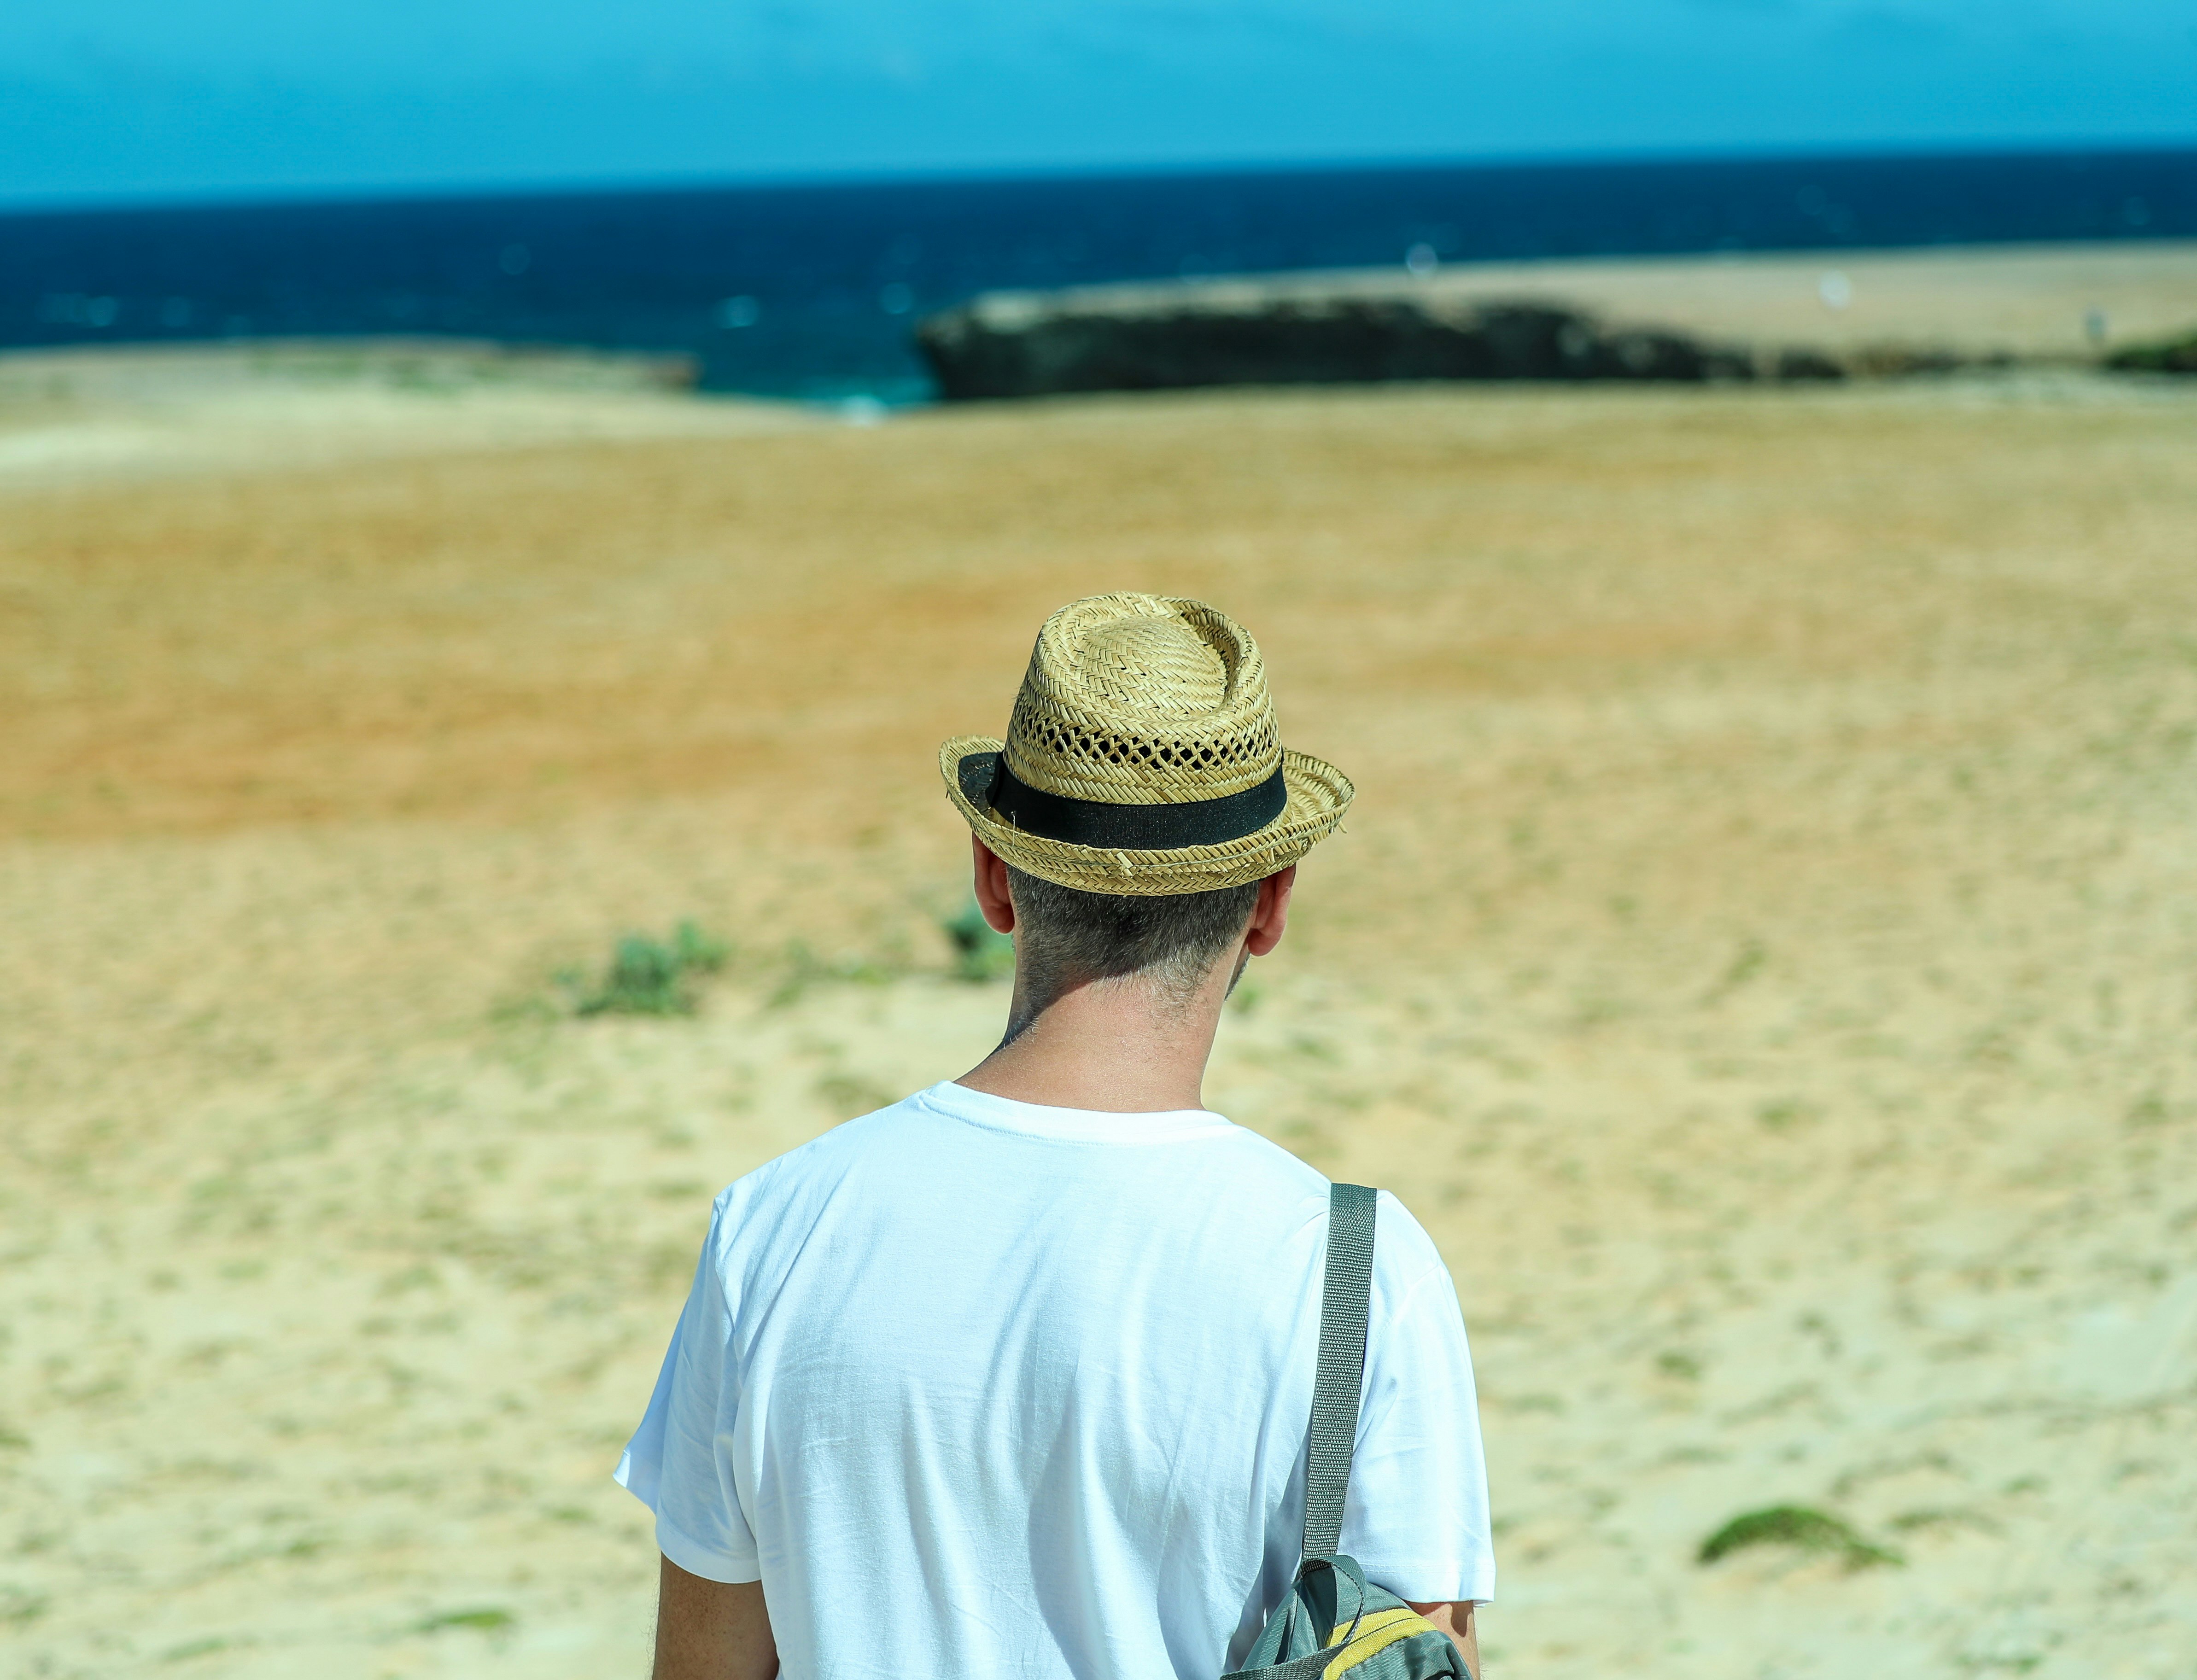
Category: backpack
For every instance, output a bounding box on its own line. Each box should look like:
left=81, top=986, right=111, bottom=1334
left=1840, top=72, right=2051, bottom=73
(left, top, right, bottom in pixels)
left=1224, top=1184, right=1470, bottom=1680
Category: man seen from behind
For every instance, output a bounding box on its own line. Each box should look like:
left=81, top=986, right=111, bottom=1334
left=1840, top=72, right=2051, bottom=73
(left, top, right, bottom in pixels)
left=617, top=593, right=1495, bottom=1680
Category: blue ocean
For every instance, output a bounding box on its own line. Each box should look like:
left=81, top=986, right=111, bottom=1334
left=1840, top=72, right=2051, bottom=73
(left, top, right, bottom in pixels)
left=4, top=149, right=2192, bottom=402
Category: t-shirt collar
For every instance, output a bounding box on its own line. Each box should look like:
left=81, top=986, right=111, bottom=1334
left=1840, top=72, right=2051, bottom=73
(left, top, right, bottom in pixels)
left=915, top=1080, right=1236, bottom=1145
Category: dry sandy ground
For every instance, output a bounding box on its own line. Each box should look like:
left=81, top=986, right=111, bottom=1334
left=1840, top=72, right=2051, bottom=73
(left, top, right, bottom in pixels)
left=1404, top=239, right=2197, bottom=359
left=3, top=330, right=2196, bottom=1679
left=0, top=342, right=815, bottom=487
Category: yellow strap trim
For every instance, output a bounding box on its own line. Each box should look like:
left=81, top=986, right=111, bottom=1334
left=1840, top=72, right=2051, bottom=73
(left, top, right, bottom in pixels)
left=1323, top=1610, right=1435, bottom=1680
left=1324, top=1607, right=1419, bottom=1650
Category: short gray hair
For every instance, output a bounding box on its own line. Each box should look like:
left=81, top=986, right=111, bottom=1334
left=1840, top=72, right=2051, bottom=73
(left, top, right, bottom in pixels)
left=1006, top=867, right=1259, bottom=1007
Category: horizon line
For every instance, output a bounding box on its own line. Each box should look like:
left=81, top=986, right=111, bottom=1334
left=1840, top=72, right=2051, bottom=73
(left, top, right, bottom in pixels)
left=5, top=135, right=2193, bottom=220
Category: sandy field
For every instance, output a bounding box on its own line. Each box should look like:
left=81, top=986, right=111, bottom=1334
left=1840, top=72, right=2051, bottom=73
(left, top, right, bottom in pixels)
left=0, top=342, right=814, bottom=488
left=3, top=306, right=2195, bottom=1678
left=1400, top=239, right=2197, bottom=359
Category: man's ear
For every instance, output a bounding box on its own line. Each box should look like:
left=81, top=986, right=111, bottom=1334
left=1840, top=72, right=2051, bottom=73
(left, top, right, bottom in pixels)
left=972, top=835, right=1016, bottom=934
left=1244, top=864, right=1296, bottom=958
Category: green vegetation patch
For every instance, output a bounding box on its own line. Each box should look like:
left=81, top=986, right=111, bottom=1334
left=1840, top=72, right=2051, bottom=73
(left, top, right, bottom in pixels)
left=942, top=895, right=1015, bottom=982
left=564, top=920, right=729, bottom=1016
left=413, top=1606, right=517, bottom=1635
left=2105, top=330, right=2197, bottom=374
left=162, top=1637, right=236, bottom=1663
left=1697, top=1504, right=1903, bottom=1570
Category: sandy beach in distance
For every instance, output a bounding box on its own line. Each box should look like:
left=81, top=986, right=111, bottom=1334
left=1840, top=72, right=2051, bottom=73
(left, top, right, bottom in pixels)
left=1204, top=239, right=2197, bottom=362
left=3, top=244, right=2195, bottom=1678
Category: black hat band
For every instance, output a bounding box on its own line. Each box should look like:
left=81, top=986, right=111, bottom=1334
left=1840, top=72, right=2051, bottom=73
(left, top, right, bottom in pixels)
left=961, top=751, right=1288, bottom=852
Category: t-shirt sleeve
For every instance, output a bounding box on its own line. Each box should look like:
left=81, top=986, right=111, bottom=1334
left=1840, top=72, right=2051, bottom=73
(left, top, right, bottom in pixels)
left=613, top=1196, right=762, bottom=1583
left=1336, top=1191, right=1496, bottom=1605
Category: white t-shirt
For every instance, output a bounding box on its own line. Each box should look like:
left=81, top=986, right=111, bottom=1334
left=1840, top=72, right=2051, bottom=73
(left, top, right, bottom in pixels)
left=616, top=1081, right=1493, bottom=1680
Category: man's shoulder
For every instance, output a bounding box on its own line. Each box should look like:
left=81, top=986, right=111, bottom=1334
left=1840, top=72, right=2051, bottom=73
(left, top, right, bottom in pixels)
left=714, top=1087, right=944, bottom=1202
left=1210, top=1120, right=1336, bottom=1196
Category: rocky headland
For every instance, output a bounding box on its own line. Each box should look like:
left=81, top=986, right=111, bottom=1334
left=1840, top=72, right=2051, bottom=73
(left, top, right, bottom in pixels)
left=918, top=290, right=1861, bottom=399
left=917, top=242, right=2197, bottom=399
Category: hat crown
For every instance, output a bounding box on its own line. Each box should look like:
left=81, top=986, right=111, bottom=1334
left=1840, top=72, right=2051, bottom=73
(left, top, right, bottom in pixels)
left=1005, top=594, right=1281, bottom=806
left=1081, top=617, right=1229, bottom=714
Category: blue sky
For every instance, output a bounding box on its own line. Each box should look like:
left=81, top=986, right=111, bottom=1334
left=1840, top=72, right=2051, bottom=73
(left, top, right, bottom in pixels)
left=3, top=0, right=2193, bottom=205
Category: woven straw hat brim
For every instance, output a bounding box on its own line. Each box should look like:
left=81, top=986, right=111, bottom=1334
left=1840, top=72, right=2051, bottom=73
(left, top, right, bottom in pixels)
left=940, top=735, right=1354, bottom=896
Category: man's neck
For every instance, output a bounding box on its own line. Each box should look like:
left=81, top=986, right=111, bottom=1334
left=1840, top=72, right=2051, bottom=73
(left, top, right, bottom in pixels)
left=955, top=964, right=1233, bottom=1114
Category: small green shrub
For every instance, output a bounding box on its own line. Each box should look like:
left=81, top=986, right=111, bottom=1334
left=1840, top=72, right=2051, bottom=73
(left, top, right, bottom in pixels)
left=2105, top=331, right=2197, bottom=374
left=413, top=1606, right=516, bottom=1634
left=162, top=1637, right=233, bottom=1662
left=942, top=895, right=1015, bottom=982
left=1756, top=1097, right=1819, bottom=1132
left=567, top=920, right=729, bottom=1017
left=1697, top=1504, right=1902, bottom=1570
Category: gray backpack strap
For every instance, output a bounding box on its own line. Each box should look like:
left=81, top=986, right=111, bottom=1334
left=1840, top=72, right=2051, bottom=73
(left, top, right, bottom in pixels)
left=1301, top=1182, right=1378, bottom=1561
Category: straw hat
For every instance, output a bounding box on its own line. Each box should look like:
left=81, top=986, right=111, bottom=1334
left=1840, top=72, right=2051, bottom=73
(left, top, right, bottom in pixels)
left=940, top=593, right=1353, bottom=895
